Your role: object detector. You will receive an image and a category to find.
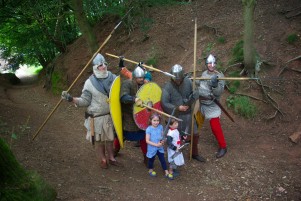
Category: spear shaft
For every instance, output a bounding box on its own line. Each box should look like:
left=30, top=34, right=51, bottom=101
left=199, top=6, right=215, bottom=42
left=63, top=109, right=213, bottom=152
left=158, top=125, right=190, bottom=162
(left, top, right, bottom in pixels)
left=105, top=53, right=176, bottom=78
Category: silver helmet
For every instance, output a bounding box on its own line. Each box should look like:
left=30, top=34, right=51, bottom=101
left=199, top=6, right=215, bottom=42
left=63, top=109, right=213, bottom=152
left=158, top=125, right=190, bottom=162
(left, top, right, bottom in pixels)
left=170, top=64, right=185, bottom=80
left=205, top=54, right=216, bottom=65
left=133, top=66, right=146, bottom=78
left=93, top=53, right=106, bottom=66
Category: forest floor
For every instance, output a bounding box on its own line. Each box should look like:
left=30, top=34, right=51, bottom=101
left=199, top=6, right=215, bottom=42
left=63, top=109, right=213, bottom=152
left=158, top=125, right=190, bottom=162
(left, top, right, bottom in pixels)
left=1, top=0, right=301, bottom=200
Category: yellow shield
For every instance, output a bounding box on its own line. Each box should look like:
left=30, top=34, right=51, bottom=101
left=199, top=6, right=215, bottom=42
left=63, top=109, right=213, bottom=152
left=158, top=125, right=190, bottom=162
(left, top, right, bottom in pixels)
left=133, top=82, right=163, bottom=130
left=109, top=76, right=123, bottom=148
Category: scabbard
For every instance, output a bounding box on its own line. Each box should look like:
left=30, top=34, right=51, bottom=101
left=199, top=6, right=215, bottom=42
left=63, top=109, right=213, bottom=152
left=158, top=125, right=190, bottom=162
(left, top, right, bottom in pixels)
left=90, top=117, right=95, bottom=145
left=213, top=99, right=235, bottom=123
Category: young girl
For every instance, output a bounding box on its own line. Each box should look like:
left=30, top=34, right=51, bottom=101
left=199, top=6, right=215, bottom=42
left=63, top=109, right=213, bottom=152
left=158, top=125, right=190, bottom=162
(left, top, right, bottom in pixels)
left=145, top=113, right=173, bottom=180
left=167, top=118, right=186, bottom=177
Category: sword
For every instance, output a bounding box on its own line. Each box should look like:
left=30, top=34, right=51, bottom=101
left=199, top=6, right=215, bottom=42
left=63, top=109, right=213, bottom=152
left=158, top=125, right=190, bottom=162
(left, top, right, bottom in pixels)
left=171, top=143, right=190, bottom=159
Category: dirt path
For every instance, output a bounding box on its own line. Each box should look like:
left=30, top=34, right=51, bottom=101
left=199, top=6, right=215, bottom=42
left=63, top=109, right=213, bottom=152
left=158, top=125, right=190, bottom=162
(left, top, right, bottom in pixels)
left=0, top=81, right=300, bottom=201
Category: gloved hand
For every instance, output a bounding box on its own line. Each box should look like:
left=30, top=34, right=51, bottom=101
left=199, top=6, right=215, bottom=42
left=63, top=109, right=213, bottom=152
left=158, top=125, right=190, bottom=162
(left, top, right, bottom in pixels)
left=135, top=98, right=143, bottom=107
left=210, top=75, right=219, bottom=88
left=61, top=91, right=73, bottom=102
left=119, top=56, right=125, bottom=68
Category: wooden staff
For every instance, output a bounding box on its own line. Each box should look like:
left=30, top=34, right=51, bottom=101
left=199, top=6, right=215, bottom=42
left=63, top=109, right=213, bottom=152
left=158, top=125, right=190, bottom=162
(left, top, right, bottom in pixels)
left=189, top=18, right=197, bottom=160
left=141, top=104, right=183, bottom=122
left=191, top=77, right=258, bottom=81
left=105, top=53, right=176, bottom=78
left=32, top=8, right=133, bottom=141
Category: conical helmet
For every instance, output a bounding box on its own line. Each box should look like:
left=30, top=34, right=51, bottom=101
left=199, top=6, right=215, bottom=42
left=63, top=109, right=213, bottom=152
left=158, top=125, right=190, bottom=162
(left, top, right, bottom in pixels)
left=133, top=66, right=146, bottom=78
left=205, top=54, right=216, bottom=65
left=170, top=64, right=184, bottom=80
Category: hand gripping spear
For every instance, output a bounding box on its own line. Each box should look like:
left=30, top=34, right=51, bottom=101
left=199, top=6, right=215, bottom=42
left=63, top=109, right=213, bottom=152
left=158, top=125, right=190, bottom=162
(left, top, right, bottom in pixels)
left=105, top=53, right=176, bottom=78
left=32, top=7, right=133, bottom=141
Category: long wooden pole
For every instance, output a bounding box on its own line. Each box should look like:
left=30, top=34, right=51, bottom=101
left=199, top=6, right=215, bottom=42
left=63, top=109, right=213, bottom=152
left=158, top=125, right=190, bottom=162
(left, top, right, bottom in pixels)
left=106, top=53, right=176, bottom=78
left=191, top=77, right=258, bottom=81
left=142, top=104, right=183, bottom=122
left=32, top=8, right=133, bottom=141
left=189, top=18, right=197, bottom=160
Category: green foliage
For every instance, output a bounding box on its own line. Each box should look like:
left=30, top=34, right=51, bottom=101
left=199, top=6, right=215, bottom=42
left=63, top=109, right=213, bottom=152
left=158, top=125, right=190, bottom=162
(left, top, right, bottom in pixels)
left=287, top=33, right=299, bottom=44
left=226, top=95, right=257, bottom=118
left=217, top=36, right=226, bottom=44
left=51, top=71, right=65, bottom=95
left=227, top=71, right=241, bottom=94
left=0, top=0, right=79, bottom=69
left=229, top=40, right=244, bottom=64
left=202, top=42, right=215, bottom=57
left=0, top=138, right=57, bottom=201
left=146, top=46, right=159, bottom=66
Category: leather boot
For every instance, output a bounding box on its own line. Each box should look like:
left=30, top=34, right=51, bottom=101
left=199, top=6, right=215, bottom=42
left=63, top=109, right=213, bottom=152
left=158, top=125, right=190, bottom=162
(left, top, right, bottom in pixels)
left=216, top=147, right=227, bottom=158
left=192, top=135, right=206, bottom=163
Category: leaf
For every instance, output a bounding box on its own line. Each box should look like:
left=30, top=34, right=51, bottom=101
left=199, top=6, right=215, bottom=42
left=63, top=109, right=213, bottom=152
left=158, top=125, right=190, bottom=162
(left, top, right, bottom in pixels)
left=11, top=133, right=18, bottom=140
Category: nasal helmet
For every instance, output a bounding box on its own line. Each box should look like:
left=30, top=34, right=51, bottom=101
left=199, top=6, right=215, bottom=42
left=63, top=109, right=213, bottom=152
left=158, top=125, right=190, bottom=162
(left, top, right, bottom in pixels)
left=133, top=66, right=146, bottom=78
left=205, top=54, right=216, bottom=65
left=93, top=53, right=106, bottom=66
left=170, top=64, right=185, bottom=80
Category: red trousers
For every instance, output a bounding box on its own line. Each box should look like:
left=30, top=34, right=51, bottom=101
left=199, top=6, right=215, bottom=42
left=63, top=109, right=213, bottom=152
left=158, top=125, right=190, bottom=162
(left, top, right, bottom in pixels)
left=209, top=117, right=226, bottom=148
left=114, top=137, right=147, bottom=155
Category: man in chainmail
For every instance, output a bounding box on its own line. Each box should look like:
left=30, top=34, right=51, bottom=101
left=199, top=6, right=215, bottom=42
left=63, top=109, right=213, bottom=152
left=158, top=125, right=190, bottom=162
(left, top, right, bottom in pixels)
left=161, top=64, right=206, bottom=163
left=113, top=65, right=148, bottom=166
left=198, top=54, right=227, bottom=158
left=61, top=53, right=122, bottom=169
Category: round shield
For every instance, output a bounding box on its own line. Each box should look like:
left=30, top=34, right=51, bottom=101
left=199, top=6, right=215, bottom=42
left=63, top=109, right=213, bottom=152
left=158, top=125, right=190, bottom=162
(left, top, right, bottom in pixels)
left=133, top=82, right=163, bottom=130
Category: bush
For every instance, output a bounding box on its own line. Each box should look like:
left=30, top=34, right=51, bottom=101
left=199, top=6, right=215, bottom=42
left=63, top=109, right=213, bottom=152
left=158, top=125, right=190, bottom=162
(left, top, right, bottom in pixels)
left=0, top=138, right=57, bottom=201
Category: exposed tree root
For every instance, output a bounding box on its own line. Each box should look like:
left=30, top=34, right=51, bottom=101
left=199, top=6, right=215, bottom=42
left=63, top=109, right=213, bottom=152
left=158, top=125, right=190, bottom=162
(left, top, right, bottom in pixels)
left=234, top=92, right=267, bottom=103
left=256, top=79, right=284, bottom=119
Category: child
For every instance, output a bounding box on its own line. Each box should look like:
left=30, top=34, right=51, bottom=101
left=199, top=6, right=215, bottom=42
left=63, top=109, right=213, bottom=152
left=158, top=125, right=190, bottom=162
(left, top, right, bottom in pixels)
left=145, top=113, right=173, bottom=180
left=167, top=118, right=186, bottom=177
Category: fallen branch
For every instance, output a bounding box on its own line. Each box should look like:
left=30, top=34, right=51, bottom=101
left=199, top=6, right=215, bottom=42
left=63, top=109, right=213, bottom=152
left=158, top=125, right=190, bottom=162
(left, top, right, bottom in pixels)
left=203, top=24, right=223, bottom=36
left=285, top=55, right=301, bottom=63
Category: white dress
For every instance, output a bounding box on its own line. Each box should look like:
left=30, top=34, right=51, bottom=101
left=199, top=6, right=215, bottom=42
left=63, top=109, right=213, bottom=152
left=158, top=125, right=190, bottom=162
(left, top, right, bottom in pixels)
left=167, top=129, right=185, bottom=166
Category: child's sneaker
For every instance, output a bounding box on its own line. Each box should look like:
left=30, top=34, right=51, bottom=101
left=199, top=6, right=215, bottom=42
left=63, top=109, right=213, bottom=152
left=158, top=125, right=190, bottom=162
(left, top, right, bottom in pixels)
left=165, top=173, right=174, bottom=180
left=173, top=169, right=180, bottom=177
left=149, top=171, right=157, bottom=177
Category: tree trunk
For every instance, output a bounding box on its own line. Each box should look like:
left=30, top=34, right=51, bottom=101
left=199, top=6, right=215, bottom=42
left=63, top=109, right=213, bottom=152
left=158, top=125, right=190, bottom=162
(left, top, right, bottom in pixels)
left=242, top=0, right=256, bottom=77
left=69, top=0, right=98, bottom=54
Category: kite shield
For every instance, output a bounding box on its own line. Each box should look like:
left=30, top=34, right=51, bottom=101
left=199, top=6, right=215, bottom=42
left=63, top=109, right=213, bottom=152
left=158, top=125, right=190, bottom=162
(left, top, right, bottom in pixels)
left=133, top=82, right=163, bottom=130
left=109, top=76, right=123, bottom=148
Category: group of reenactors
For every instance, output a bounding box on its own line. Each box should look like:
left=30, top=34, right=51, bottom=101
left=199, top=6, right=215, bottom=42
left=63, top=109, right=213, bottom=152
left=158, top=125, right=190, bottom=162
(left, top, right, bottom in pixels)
left=61, top=53, right=228, bottom=170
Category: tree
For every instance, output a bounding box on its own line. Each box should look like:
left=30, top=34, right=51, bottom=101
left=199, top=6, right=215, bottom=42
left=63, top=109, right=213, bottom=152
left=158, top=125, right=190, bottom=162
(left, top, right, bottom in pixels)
left=242, top=0, right=257, bottom=77
left=68, top=0, right=98, bottom=53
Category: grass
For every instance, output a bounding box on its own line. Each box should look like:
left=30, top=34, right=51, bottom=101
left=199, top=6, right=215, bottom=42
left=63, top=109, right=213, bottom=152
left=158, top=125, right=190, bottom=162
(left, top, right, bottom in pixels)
left=226, top=95, right=257, bottom=119
left=51, top=71, right=65, bottom=95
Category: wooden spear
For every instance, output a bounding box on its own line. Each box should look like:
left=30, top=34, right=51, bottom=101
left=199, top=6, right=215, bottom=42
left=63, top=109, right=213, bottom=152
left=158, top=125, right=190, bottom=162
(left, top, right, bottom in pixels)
left=141, top=104, right=183, bottom=122
left=32, top=8, right=133, bottom=141
left=191, top=77, right=258, bottom=81
left=105, top=53, right=176, bottom=78
left=189, top=18, right=197, bottom=160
